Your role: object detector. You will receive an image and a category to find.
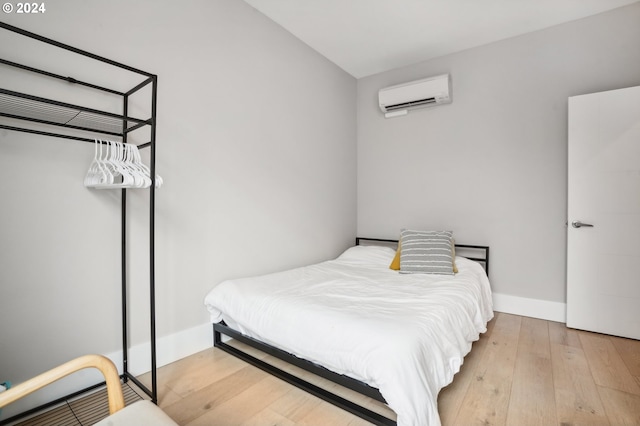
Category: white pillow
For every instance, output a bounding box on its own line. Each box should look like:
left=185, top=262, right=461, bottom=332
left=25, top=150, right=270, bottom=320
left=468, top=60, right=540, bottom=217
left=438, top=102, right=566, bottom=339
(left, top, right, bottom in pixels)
left=335, top=245, right=397, bottom=267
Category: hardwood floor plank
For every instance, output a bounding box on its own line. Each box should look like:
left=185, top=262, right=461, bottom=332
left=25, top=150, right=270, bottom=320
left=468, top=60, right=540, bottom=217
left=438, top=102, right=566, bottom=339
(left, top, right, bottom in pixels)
left=267, top=385, right=324, bottom=423
left=347, top=415, right=378, bottom=426
left=155, top=384, right=184, bottom=407
left=551, top=343, right=609, bottom=426
left=296, top=400, right=355, bottom=426
left=183, top=375, right=293, bottom=425
left=579, top=331, right=640, bottom=396
left=453, top=313, right=521, bottom=426
left=515, top=317, right=551, bottom=359
left=609, top=335, right=640, bottom=376
left=138, top=347, right=248, bottom=400
left=549, top=321, right=582, bottom=348
left=242, top=407, right=297, bottom=426
left=506, top=317, right=556, bottom=426
left=161, top=365, right=269, bottom=425
left=597, top=385, right=640, bottom=426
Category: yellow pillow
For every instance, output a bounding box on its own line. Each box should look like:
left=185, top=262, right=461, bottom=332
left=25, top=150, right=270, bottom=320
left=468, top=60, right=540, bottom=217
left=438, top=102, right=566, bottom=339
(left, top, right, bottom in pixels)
left=389, top=242, right=401, bottom=270
left=452, top=241, right=459, bottom=274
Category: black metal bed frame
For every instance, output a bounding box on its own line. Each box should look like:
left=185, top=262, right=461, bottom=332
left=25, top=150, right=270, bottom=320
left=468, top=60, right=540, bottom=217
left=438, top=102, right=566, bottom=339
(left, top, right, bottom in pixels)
left=213, top=237, right=490, bottom=426
left=355, top=237, right=490, bottom=276
left=0, top=22, right=158, bottom=424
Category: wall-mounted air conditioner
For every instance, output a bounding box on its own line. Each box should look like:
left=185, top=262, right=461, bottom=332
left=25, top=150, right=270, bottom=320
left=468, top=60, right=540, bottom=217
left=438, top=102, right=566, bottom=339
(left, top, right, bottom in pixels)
left=378, top=74, right=452, bottom=118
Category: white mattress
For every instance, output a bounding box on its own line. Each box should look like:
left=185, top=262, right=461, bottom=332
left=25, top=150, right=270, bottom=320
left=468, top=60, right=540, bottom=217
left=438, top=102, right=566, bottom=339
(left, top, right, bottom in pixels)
left=204, top=245, right=493, bottom=426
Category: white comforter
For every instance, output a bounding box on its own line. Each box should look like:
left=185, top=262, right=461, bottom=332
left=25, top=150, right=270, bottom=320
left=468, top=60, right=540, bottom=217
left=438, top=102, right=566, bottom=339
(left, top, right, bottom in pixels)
left=204, top=245, right=493, bottom=426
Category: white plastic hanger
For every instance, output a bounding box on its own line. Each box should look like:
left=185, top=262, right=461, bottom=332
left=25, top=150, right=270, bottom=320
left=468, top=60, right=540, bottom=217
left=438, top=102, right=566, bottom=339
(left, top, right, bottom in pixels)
left=130, top=144, right=162, bottom=188
left=92, top=140, right=117, bottom=188
left=84, top=139, right=112, bottom=187
left=125, top=143, right=150, bottom=188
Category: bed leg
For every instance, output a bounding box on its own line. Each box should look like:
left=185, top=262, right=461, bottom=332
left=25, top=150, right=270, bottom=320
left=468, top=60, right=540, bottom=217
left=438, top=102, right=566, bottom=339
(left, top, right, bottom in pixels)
left=213, top=325, right=221, bottom=346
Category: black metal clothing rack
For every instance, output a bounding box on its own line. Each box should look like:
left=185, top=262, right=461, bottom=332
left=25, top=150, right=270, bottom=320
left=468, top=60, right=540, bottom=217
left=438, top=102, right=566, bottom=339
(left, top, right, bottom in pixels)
left=0, top=21, right=158, bottom=421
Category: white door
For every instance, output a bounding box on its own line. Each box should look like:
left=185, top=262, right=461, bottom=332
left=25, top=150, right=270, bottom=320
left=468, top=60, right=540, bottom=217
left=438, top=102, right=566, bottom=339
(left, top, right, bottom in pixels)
left=567, top=85, right=640, bottom=340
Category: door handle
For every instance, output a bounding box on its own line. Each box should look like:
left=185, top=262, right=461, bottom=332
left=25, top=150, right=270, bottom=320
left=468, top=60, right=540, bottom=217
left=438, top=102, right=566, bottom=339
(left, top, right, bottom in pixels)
left=572, top=221, right=594, bottom=228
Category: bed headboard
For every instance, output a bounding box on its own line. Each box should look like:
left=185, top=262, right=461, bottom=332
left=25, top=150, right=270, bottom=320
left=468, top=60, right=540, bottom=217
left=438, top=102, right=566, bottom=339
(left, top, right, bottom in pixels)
left=355, top=237, right=490, bottom=276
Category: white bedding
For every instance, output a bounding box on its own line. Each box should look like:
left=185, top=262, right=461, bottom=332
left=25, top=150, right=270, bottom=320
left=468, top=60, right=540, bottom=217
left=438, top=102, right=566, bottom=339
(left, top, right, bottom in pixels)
left=204, top=245, right=493, bottom=426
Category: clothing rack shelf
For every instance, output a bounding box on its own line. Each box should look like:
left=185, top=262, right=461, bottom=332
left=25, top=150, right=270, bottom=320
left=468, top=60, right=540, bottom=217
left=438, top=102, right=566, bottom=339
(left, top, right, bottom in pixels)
left=0, top=21, right=158, bottom=424
left=0, top=88, right=151, bottom=136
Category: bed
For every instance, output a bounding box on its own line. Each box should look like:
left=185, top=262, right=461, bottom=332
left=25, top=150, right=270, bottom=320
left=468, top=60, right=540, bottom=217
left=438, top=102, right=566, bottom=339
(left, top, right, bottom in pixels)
left=204, top=236, right=493, bottom=426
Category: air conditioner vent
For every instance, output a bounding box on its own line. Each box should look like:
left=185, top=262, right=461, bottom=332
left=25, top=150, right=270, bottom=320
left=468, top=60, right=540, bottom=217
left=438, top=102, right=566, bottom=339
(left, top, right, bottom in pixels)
left=385, top=97, right=437, bottom=111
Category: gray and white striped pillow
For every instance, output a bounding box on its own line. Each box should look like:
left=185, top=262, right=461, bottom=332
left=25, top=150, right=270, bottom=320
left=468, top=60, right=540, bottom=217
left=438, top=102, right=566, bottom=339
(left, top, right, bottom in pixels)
left=399, top=229, right=454, bottom=275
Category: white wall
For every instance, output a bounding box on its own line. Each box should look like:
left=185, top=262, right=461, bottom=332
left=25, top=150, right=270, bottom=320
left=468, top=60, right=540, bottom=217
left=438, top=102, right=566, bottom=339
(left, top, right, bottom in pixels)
left=0, top=0, right=356, bottom=417
left=357, top=3, right=640, bottom=312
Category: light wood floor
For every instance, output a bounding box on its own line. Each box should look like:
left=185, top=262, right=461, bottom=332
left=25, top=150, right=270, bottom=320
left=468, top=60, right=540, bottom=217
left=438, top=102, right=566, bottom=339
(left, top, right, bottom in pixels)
left=139, top=313, right=640, bottom=425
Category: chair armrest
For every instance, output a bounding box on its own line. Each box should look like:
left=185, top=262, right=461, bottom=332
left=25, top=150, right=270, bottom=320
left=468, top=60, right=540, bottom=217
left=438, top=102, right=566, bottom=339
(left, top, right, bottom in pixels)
left=0, top=354, right=125, bottom=415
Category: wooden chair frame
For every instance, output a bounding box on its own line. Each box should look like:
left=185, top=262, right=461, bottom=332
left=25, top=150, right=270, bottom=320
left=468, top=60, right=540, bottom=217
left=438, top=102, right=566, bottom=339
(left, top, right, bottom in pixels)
left=0, top=355, right=125, bottom=416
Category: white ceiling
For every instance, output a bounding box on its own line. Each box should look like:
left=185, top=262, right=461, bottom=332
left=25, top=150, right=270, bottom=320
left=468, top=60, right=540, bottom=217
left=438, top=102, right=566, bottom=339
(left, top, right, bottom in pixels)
left=243, top=0, right=638, bottom=78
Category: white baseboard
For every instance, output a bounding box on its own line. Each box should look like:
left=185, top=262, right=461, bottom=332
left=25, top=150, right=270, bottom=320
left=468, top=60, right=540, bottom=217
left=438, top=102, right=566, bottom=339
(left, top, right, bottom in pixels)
left=492, top=292, right=566, bottom=323
left=106, top=322, right=213, bottom=376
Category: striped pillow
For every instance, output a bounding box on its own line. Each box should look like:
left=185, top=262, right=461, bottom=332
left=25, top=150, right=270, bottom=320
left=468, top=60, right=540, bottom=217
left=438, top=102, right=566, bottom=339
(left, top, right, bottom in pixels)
left=399, top=229, right=455, bottom=275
